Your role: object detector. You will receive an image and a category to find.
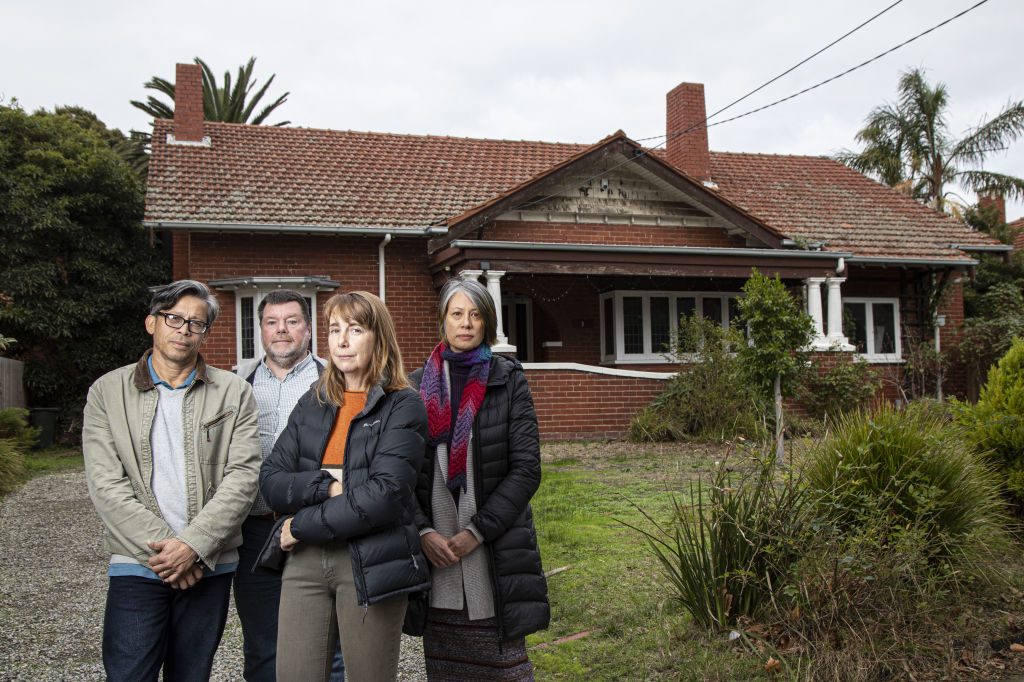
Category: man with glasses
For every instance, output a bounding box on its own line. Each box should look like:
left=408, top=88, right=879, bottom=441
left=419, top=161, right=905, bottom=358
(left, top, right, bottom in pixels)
left=82, top=279, right=261, bottom=681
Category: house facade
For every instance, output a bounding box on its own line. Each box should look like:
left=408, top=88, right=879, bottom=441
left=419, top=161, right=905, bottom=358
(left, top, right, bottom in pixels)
left=143, top=64, right=1007, bottom=440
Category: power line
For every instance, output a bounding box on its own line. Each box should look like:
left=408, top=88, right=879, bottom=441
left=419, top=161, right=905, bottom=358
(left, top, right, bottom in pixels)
left=510, top=0, right=990, bottom=215
left=636, top=0, right=907, bottom=144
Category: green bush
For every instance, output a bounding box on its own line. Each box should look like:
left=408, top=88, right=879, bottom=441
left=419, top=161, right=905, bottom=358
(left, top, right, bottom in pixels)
left=0, top=407, right=40, bottom=450
left=806, top=403, right=1006, bottom=563
left=627, top=313, right=762, bottom=442
left=623, top=448, right=811, bottom=629
left=955, top=337, right=1024, bottom=504
left=0, top=408, right=36, bottom=492
left=798, top=357, right=880, bottom=422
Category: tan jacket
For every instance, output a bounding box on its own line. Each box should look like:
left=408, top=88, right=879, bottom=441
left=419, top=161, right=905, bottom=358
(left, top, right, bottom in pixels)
left=82, top=351, right=261, bottom=568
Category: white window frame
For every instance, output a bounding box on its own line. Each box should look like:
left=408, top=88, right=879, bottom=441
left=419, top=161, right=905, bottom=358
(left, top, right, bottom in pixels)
left=211, top=277, right=339, bottom=368
left=842, top=297, right=902, bottom=363
left=599, top=290, right=741, bottom=364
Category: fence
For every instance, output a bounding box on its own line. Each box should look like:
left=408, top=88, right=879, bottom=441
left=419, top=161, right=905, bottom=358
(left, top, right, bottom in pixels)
left=0, top=357, right=26, bottom=410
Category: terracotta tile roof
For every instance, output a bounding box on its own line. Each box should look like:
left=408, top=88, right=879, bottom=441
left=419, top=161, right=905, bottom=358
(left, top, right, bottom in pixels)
left=707, top=151, right=999, bottom=261
left=145, top=119, right=586, bottom=228
left=145, top=119, right=1001, bottom=261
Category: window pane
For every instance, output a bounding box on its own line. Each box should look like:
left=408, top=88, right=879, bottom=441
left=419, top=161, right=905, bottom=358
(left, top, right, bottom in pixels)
left=240, top=297, right=255, bottom=359
left=727, top=297, right=742, bottom=328
left=702, top=297, right=723, bottom=325
left=650, top=297, right=670, bottom=353
left=676, top=296, right=696, bottom=322
left=676, top=297, right=696, bottom=353
left=623, top=297, right=644, bottom=354
left=844, top=302, right=867, bottom=353
left=603, top=297, right=614, bottom=357
left=872, top=302, right=896, bottom=354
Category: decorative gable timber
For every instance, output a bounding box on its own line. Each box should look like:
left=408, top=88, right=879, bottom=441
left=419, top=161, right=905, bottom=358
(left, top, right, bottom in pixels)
left=487, top=160, right=762, bottom=248
left=428, top=132, right=786, bottom=254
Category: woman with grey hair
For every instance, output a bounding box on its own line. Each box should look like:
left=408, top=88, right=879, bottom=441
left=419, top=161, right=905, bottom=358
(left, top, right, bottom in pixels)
left=407, top=277, right=549, bottom=680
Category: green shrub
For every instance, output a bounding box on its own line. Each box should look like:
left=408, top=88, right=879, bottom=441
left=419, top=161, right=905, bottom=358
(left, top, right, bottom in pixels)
left=622, top=447, right=811, bottom=629
left=627, top=313, right=762, bottom=442
left=806, top=403, right=1006, bottom=564
left=0, top=438, right=26, bottom=492
left=0, top=408, right=37, bottom=493
left=798, top=357, right=881, bottom=422
left=955, top=337, right=1024, bottom=503
left=0, top=407, right=40, bottom=450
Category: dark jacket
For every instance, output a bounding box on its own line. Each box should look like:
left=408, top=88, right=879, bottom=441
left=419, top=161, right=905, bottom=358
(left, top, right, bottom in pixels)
left=409, top=353, right=550, bottom=640
left=259, top=383, right=431, bottom=607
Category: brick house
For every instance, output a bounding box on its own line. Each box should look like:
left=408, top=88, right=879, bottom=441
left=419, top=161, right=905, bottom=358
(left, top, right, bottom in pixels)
left=143, top=64, right=1007, bottom=440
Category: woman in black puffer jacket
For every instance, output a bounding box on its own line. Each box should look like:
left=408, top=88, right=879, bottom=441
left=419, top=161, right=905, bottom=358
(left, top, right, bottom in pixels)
left=407, top=277, right=548, bottom=681
left=260, top=291, right=430, bottom=682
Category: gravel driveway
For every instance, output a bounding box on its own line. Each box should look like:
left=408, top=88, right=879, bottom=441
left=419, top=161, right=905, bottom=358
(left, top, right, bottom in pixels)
left=0, top=470, right=425, bottom=681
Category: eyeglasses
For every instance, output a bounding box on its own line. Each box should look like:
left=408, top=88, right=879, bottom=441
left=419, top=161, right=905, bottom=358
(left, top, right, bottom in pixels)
left=155, top=311, right=210, bottom=334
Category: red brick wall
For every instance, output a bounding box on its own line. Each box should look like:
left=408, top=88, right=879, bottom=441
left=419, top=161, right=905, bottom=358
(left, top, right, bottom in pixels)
left=666, top=82, right=710, bottom=180
left=173, top=63, right=204, bottom=142
left=485, top=220, right=743, bottom=248
left=178, top=233, right=438, bottom=370
left=524, top=368, right=670, bottom=440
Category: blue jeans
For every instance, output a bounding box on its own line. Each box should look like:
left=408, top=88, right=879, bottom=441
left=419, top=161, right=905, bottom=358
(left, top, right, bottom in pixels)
left=103, top=572, right=232, bottom=682
left=235, top=515, right=345, bottom=682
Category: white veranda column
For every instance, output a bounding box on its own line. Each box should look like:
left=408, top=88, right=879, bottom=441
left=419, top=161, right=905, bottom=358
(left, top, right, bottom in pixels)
left=825, top=276, right=853, bottom=350
left=805, top=277, right=827, bottom=349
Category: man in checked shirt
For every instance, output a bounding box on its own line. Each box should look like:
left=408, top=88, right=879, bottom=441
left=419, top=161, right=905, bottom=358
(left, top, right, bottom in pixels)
left=235, top=289, right=346, bottom=681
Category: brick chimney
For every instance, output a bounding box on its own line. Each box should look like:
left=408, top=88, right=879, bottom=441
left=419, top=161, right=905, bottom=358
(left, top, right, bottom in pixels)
left=978, top=192, right=1006, bottom=224
left=666, top=82, right=711, bottom=182
left=173, top=63, right=204, bottom=142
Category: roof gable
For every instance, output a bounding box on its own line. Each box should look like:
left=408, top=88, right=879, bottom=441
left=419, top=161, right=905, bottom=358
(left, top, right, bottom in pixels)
left=433, top=132, right=784, bottom=253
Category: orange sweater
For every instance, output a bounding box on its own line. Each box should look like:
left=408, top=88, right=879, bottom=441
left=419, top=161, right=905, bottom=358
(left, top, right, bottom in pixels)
left=320, top=391, right=367, bottom=467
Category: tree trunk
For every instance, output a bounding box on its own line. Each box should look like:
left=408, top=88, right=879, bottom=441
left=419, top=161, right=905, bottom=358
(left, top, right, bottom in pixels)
left=774, top=373, right=784, bottom=465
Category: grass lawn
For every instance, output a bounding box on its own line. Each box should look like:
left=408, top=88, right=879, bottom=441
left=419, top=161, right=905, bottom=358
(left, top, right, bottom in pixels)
left=529, top=441, right=769, bottom=681
left=22, top=444, right=84, bottom=478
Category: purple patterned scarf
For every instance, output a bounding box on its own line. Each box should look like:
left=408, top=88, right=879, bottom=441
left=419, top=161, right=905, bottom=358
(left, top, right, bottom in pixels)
left=420, top=341, right=491, bottom=494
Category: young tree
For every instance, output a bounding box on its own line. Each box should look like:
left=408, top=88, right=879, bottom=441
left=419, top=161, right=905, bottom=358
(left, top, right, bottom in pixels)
left=737, top=269, right=814, bottom=464
left=837, top=67, right=1024, bottom=213
left=124, top=56, right=290, bottom=179
left=0, top=103, right=169, bottom=424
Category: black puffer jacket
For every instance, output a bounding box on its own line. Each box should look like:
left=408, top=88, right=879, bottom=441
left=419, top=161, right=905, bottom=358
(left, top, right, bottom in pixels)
left=259, top=384, right=431, bottom=607
left=409, top=354, right=549, bottom=640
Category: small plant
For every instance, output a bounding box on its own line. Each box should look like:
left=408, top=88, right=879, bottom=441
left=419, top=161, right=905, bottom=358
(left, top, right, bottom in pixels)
left=798, top=356, right=880, bottom=423
left=622, top=446, right=811, bottom=630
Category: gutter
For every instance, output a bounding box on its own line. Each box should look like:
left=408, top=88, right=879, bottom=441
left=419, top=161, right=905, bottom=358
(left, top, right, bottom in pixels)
left=845, top=256, right=977, bottom=267
left=448, top=239, right=852, bottom=260
left=142, top=220, right=448, bottom=236
left=949, top=243, right=1014, bottom=252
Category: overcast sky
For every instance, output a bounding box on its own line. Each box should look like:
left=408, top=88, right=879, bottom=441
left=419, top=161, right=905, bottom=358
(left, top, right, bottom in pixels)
left=4, top=0, right=1022, bottom=219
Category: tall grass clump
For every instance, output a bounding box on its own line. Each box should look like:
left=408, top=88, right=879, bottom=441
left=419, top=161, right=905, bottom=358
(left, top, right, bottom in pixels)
left=627, top=313, right=763, bottom=442
left=955, top=336, right=1024, bottom=505
left=782, top=403, right=1010, bottom=679
left=622, top=445, right=811, bottom=629
left=806, top=403, right=1006, bottom=563
left=0, top=407, right=38, bottom=492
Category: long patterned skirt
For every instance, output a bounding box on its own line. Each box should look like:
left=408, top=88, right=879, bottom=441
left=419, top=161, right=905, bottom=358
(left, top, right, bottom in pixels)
left=423, top=607, right=535, bottom=681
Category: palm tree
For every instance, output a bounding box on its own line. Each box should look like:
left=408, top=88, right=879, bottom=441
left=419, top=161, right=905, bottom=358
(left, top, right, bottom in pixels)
left=123, top=57, right=290, bottom=180
left=837, top=68, right=1024, bottom=213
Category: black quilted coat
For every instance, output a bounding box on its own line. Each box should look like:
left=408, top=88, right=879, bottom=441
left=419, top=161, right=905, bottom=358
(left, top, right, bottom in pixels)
left=259, top=384, right=431, bottom=607
left=408, top=354, right=550, bottom=641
